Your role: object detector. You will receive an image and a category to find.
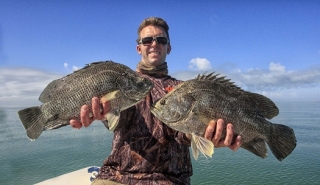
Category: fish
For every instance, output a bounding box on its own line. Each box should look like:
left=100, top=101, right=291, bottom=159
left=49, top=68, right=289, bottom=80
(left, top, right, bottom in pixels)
left=18, top=61, right=153, bottom=140
left=151, top=73, right=297, bottom=161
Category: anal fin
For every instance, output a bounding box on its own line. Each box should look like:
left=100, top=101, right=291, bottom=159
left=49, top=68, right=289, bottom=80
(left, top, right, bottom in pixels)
left=241, top=138, right=268, bottom=159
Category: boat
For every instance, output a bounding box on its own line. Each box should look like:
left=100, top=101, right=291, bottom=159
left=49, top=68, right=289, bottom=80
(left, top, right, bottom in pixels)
left=35, top=166, right=100, bottom=185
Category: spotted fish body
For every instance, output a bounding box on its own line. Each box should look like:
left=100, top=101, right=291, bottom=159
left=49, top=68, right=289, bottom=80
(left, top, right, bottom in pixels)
left=151, top=73, right=296, bottom=161
left=18, top=61, right=153, bottom=140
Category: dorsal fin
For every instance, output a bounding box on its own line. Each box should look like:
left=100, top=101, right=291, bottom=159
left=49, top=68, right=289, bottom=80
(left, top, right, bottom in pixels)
left=69, top=60, right=114, bottom=76
left=195, top=72, right=241, bottom=90
left=195, top=73, right=279, bottom=119
left=39, top=60, right=116, bottom=102
left=196, top=72, right=219, bottom=80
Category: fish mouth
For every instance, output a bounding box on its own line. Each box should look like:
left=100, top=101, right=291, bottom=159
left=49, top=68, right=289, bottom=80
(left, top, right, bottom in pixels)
left=150, top=105, right=164, bottom=121
left=150, top=105, right=158, bottom=115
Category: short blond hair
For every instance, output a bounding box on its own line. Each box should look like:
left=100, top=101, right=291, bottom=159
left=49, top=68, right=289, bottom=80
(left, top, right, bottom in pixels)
left=136, top=17, right=170, bottom=44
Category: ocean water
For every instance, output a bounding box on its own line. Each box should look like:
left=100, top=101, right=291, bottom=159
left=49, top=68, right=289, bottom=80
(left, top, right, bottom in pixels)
left=0, top=102, right=319, bottom=185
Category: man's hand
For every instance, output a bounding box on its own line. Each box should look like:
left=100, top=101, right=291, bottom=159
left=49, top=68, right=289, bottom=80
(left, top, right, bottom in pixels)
left=70, top=97, right=111, bottom=129
left=204, top=119, right=242, bottom=151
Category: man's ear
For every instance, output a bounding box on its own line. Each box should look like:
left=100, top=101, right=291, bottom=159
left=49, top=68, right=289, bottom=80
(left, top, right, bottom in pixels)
left=136, top=45, right=141, bottom=54
left=167, top=44, right=171, bottom=54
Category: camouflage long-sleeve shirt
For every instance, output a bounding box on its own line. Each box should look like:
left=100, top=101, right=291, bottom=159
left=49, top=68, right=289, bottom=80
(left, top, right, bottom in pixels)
left=96, top=73, right=193, bottom=185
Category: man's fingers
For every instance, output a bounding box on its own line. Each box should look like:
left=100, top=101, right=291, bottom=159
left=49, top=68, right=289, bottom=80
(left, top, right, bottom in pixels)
left=70, top=119, right=82, bottom=129
left=81, top=105, right=92, bottom=127
left=212, top=119, right=224, bottom=146
left=229, top=135, right=242, bottom=151
left=223, top=123, right=234, bottom=146
left=215, top=123, right=242, bottom=150
left=93, top=97, right=111, bottom=120
left=204, top=120, right=216, bottom=141
left=71, top=97, right=110, bottom=129
left=92, top=97, right=102, bottom=120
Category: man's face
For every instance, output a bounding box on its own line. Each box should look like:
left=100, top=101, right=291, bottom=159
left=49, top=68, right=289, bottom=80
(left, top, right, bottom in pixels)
left=136, top=25, right=171, bottom=67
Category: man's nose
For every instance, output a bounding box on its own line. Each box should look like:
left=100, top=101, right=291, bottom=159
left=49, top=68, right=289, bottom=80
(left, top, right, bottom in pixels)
left=151, top=39, right=159, bottom=46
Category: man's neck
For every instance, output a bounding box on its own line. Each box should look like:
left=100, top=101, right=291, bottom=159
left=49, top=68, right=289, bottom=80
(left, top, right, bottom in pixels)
left=136, top=61, right=168, bottom=77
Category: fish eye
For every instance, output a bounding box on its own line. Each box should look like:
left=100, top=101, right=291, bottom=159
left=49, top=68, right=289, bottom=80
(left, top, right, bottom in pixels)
left=160, top=99, right=165, bottom=105
left=137, top=81, right=144, bottom=89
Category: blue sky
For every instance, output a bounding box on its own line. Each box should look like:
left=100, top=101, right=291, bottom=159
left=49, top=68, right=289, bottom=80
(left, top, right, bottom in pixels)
left=0, top=1, right=320, bottom=107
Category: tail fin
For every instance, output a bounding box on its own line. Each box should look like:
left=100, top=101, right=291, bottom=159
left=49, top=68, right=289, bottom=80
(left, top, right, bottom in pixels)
left=18, top=106, right=45, bottom=140
left=267, top=123, right=297, bottom=161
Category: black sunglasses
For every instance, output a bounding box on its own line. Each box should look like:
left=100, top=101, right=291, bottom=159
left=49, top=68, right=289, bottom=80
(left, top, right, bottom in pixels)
left=139, top=36, right=169, bottom=45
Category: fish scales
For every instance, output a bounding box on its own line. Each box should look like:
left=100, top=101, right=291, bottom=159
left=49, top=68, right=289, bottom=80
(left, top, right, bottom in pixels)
left=42, top=75, right=129, bottom=122
left=39, top=61, right=134, bottom=102
left=18, top=61, right=153, bottom=140
left=151, top=72, right=296, bottom=161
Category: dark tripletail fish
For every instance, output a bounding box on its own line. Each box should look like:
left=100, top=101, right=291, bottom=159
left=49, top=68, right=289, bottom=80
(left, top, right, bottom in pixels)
left=18, top=61, right=153, bottom=140
left=151, top=73, right=296, bottom=161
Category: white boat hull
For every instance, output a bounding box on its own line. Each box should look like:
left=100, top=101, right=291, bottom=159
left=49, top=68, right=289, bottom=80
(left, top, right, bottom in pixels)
left=35, top=166, right=100, bottom=185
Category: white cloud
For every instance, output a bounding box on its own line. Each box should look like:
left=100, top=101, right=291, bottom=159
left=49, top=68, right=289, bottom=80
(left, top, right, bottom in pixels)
left=269, top=62, right=286, bottom=73
left=64, top=62, right=81, bottom=72
left=188, top=57, right=212, bottom=71
left=171, top=60, right=320, bottom=102
left=72, top=65, right=81, bottom=71
left=1, top=60, right=320, bottom=108
left=0, top=67, right=64, bottom=107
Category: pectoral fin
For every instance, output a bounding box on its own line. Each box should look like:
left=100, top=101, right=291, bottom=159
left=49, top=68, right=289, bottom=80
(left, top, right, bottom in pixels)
left=100, top=90, right=121, bottom=103
left=104, top=110, right=120, bottom=131
left=191, top=134, right=214, bottom=160
left=191, top=137, right=200, bottom=160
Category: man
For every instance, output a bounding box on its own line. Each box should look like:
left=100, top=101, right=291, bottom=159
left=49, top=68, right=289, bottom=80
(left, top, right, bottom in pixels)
left=70, top=17, right=241, bottom=185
